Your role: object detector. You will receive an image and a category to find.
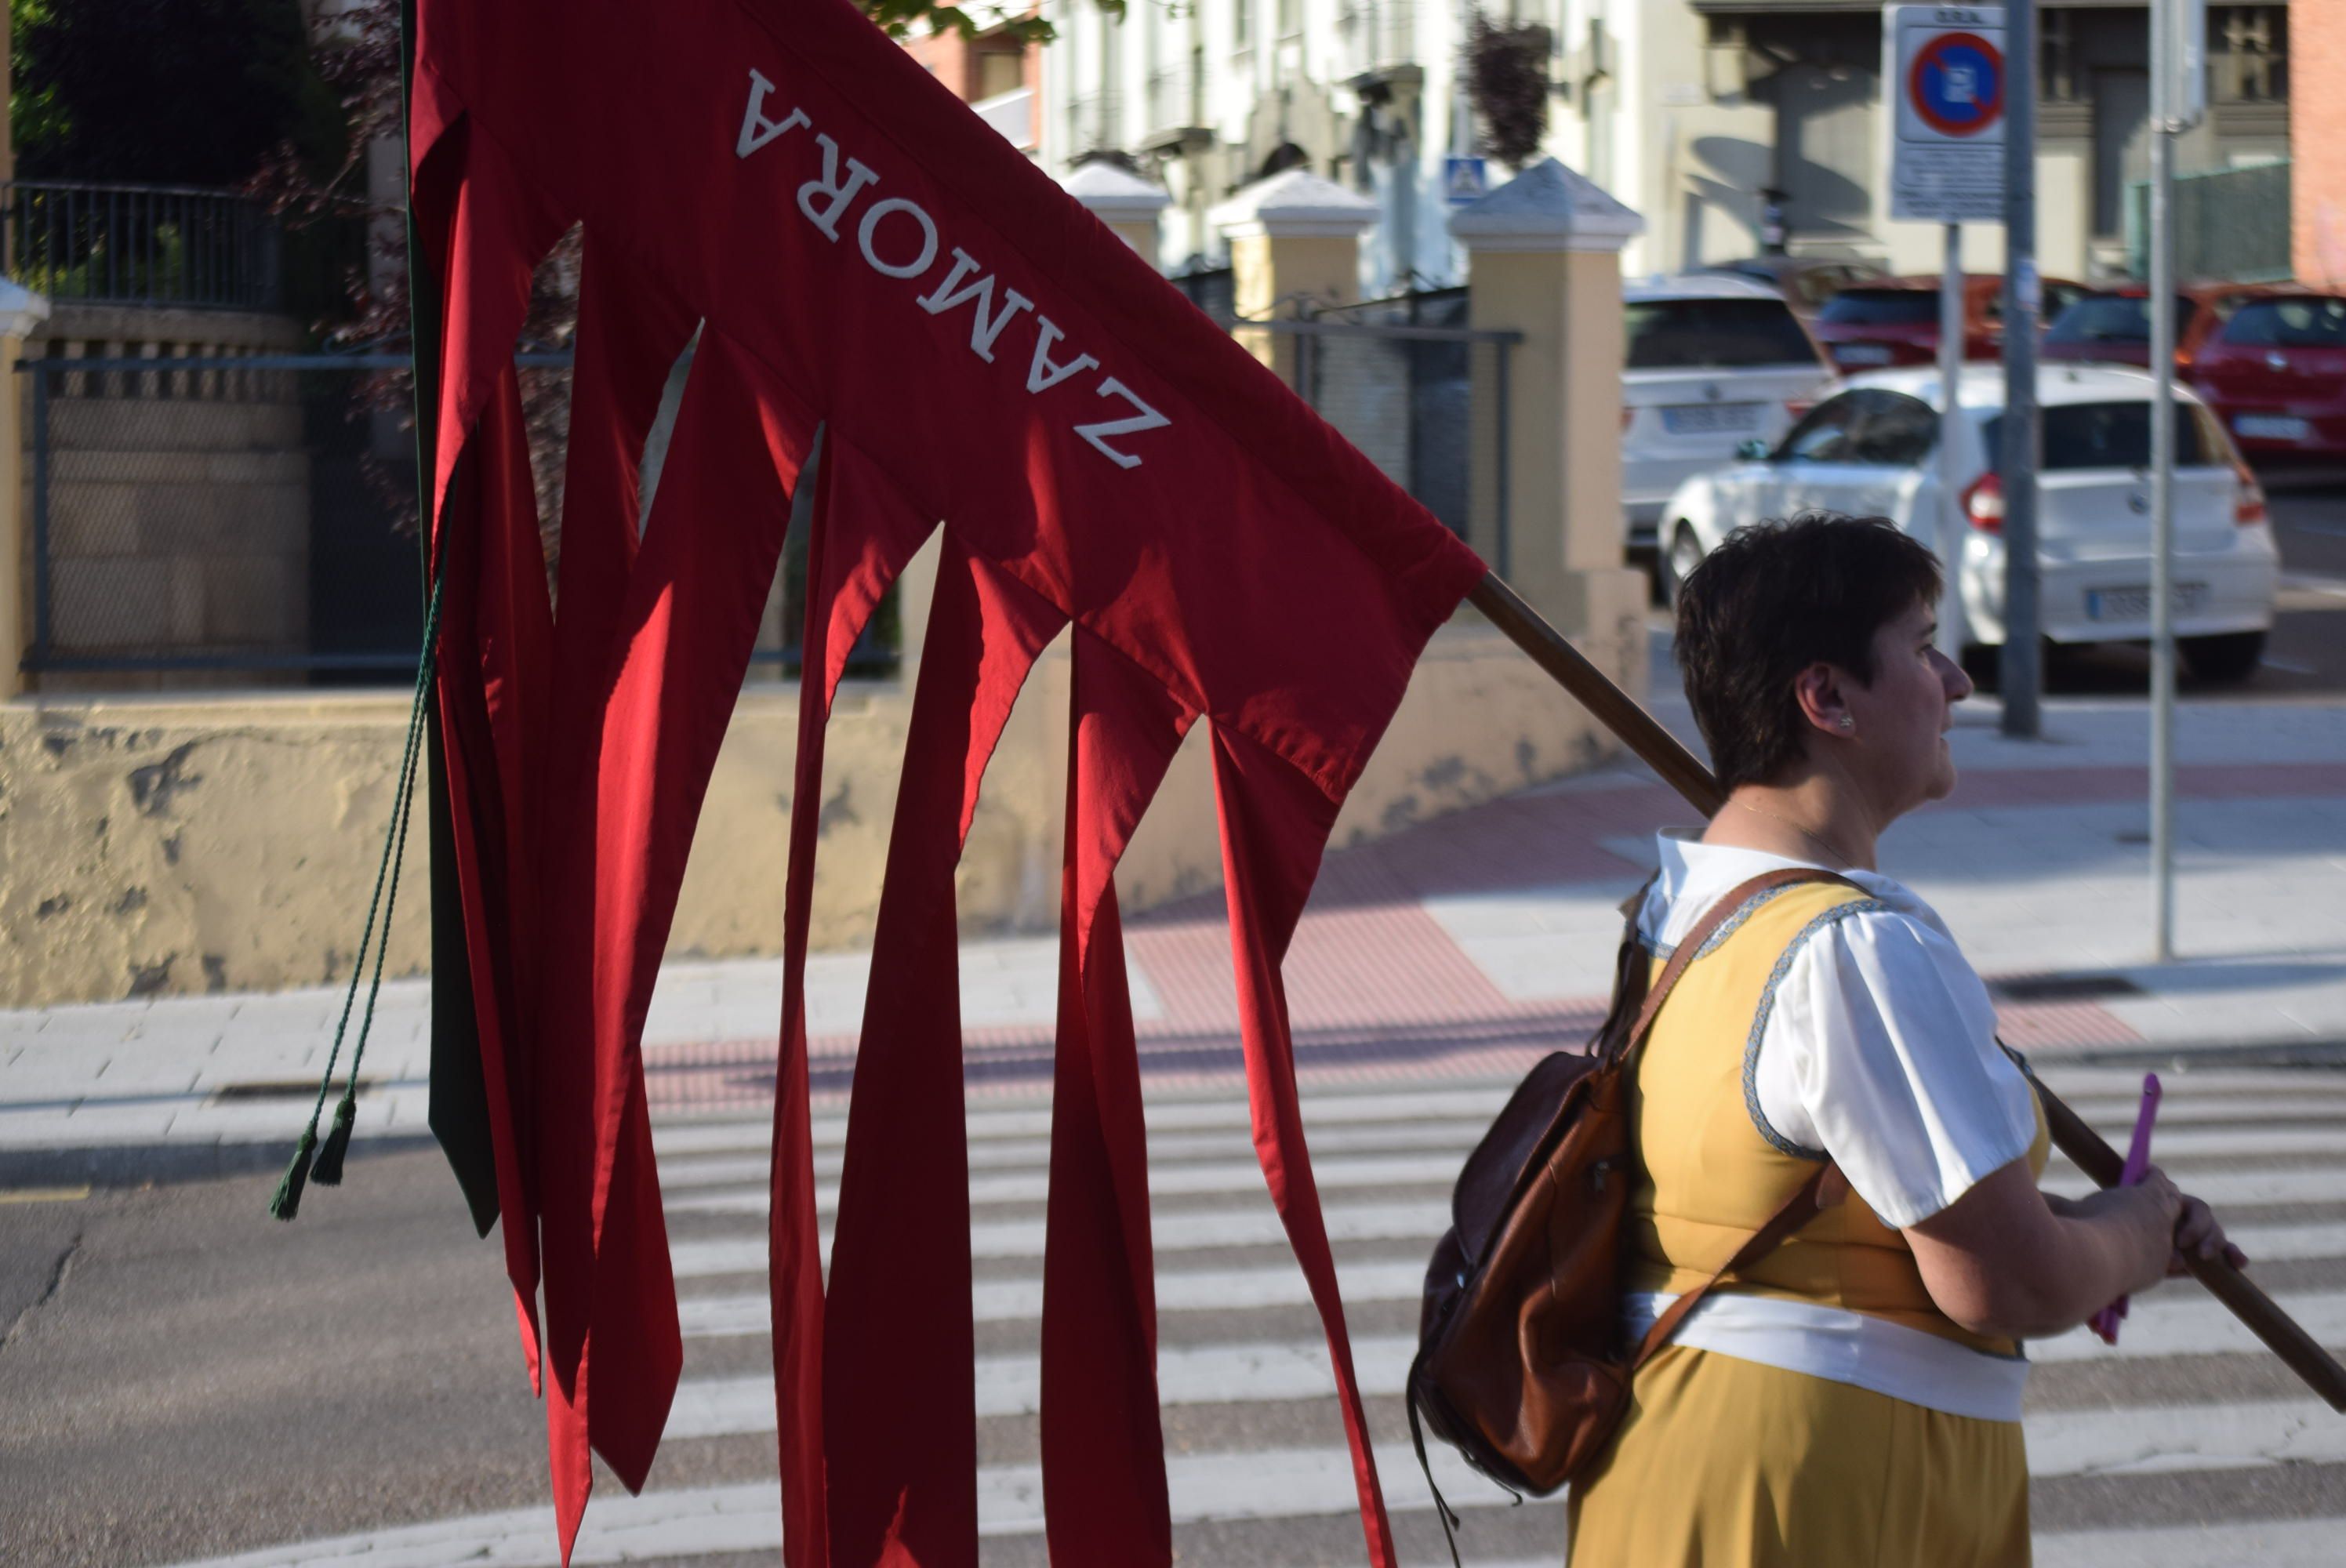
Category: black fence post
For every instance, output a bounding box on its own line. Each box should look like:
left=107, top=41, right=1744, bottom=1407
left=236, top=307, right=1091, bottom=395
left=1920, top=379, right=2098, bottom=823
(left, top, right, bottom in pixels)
left=28, top=365, right=52, bottom=673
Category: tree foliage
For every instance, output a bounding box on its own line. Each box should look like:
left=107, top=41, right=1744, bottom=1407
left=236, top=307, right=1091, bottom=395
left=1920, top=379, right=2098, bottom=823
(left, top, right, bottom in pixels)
left=9, top=0, right=343, bottom=184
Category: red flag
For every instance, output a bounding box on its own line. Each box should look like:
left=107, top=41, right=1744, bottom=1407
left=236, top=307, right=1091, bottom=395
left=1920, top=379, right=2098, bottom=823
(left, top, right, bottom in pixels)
left=412, top=2, right=1487, bottom=1563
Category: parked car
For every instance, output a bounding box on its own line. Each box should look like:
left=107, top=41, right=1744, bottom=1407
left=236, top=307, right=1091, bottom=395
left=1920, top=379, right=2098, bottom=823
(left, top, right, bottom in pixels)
left=2042, top=284, right=2263, bottom=372
left=1693, top=254, right=1890, bottom=318
left=1810, top=274, right=2089, bottom=372
left=2185, top=290, right=2346, bottom=462
left=1655, top=364, right=2279, bottom=681
left=1620, top=274, right=1836, bottom=550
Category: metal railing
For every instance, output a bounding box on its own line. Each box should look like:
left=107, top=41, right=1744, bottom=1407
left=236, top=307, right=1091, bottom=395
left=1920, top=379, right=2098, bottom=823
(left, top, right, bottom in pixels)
left=2125, top=159, right=2292, bottom=285
left=5, top=181, right=285, bottom=311
left=1237, top=289, right=1521, bottom=572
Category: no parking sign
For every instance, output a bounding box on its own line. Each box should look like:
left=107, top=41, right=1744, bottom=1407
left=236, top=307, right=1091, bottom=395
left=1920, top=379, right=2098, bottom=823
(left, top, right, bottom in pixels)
left=1888, top=6, right=2007, bottom=223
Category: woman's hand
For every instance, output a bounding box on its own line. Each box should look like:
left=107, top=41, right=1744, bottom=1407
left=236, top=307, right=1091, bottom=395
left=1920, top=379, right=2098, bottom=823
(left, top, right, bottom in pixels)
left=2116, top=1167, right=2187, bottom=1293
left=2166, top=1180, right=2249, bottom=1277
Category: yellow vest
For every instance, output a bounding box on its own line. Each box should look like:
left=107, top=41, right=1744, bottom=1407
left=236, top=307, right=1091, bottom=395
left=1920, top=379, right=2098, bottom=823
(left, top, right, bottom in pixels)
left=1623, top=880, right=2050, bottom=1358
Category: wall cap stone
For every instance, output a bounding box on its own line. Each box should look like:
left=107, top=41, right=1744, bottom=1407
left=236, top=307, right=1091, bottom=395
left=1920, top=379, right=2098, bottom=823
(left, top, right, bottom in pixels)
left=1211, top=168, right=1380, bottom=240
left=1061, top=160, right=1171, bottom=219
left=1450, top=158, right=1645, bottom=254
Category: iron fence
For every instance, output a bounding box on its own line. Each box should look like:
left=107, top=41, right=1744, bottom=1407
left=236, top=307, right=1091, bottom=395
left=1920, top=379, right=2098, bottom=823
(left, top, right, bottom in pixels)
left=16, top=350, right=895, bottom=685
left=2125, top=159, right=2292, bottom=285
left=1250, top=288, right=1520, bottom=572
left=5, top=181, right=284, bottom=311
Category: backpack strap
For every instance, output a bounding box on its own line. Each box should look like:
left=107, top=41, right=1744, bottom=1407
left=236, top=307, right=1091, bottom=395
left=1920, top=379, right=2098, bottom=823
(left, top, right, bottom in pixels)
left=1609, top=867, right=1858, bottom=1065
left=1614, top=865, right=1865, bottom=1367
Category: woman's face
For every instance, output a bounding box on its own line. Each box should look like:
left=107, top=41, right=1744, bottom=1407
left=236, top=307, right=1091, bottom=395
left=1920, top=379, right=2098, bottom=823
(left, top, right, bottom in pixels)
left=1843, top=598, right=1974, bottom=812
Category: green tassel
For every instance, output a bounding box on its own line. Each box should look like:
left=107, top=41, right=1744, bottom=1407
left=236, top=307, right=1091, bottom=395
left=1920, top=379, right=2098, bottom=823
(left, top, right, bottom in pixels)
left=269, top=1127, right=318, bottom=1221
left=310, top=1097, right=358, bottom=1186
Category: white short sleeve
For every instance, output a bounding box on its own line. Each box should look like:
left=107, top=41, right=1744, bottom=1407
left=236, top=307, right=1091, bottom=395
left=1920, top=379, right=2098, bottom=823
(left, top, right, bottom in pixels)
left=1751, top=906, right=2039, bottom=1229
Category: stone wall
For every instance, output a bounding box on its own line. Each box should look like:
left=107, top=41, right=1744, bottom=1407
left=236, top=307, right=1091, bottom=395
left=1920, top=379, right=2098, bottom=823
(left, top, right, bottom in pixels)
left=20, top=305, right=312, bottom=691
left=0, top=612, right=1640, bottom=1008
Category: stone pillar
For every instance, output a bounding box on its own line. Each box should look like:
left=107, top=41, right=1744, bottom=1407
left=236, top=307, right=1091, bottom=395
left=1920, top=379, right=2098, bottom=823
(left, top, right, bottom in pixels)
left=1209, top=169, right=1379, bottom=387
left=1451, top=159, right=1647, bottom=683
left=0, top=279, right=50, bottom=695
left=1061, top=161, right=1171, bottom=265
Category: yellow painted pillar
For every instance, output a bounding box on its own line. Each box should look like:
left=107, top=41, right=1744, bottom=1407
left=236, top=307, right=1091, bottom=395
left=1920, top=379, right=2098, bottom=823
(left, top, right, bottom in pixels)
left=1210, top=169, right=1379, bottom=387
left=0, top=280, right=50, bottom=696
left=1452, top=159, right=1648, bottom=687
left=1061, top=160, right=1171, bottom=266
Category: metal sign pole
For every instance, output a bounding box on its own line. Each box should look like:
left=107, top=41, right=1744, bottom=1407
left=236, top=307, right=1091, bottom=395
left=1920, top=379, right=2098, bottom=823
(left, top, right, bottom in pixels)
left=1998, top=0, right=2042, bottom=738
left=2148, top=0, right=2188, bottom=961
left=1939, top=221, right=1967, bottom=662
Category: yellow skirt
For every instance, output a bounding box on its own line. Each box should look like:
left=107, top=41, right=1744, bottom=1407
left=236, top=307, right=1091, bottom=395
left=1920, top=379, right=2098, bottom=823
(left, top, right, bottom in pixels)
left=1565, top=1345, right=2030, bottom=1567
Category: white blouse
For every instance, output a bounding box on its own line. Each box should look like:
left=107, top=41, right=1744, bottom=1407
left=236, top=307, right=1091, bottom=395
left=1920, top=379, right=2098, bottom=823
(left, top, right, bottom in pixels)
left=1622, top=832, right=2043, bottom=1421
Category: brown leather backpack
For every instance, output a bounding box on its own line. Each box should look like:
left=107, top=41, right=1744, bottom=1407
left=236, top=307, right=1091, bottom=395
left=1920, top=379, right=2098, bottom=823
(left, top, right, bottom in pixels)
left=1405, top=868, right=1851, bottom=1556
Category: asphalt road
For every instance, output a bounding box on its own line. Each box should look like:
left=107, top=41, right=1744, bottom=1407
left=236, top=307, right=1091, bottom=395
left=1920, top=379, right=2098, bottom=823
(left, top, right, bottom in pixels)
left=6, top=1065, right=2345, bottom=1567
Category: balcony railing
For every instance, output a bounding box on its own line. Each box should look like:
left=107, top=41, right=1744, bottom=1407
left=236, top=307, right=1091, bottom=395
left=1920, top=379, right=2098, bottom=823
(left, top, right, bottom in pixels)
left=1338, top=0, right=1416, bottom=75
left=5, top=182, right=284, bottom=312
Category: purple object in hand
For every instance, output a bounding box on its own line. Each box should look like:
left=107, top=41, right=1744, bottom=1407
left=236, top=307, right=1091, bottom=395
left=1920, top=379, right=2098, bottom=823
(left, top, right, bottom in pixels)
left=2090, top=1073, right=2164, bottom=1345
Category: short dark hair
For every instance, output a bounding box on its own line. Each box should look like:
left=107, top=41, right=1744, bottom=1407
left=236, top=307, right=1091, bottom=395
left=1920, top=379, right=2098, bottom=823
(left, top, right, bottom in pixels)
left=1674, top=513, right=1945, bottom=791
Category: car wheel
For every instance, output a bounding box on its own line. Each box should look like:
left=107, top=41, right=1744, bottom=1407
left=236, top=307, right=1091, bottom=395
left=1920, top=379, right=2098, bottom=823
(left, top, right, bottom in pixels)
left=2181, top=630, right=2266, bottom=684
left=1664, top=524, right=1705, bottom=607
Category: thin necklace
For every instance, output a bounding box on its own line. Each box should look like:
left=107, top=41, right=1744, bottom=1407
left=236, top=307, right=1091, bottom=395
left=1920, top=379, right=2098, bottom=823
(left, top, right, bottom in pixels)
left=1734, top=797, right=1869, bottom=872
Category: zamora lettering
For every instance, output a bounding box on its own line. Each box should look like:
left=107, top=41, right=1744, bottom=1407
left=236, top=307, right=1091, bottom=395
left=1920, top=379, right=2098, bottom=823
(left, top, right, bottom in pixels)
left=737, top=70, right=1171, bottom=469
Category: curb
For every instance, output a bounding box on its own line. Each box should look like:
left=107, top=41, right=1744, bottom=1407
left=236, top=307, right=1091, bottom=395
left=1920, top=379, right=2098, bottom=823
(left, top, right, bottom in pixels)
left=0, top=1128, right=442, bottom=1190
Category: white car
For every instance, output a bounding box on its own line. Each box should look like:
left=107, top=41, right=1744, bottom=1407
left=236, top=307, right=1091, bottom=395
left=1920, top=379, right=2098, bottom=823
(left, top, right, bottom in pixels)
left=1657, top=365, right=2281, bottom=681
left=1622, top=274, right=1838, bottom=550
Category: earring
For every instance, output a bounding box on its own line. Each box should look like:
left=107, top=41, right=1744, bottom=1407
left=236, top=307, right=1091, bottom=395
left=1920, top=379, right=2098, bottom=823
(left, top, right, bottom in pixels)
left=1836, top=716, right=1854, bottom=731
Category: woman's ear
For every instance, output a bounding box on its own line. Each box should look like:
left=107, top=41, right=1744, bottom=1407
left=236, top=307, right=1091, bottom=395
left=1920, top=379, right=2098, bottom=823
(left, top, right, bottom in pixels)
left=1792, top=662, right=1854, bottom=740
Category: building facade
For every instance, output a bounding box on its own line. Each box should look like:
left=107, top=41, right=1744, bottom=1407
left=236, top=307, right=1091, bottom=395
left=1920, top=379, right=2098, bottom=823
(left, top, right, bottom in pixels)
left=1030, top=2, right=2290, bottom=288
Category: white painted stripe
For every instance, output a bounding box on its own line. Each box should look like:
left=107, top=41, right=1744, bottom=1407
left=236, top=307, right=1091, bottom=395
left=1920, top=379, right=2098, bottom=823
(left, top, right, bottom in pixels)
left=665, top=1150, right=1473, bottom=1216
left=662, top=1292, right=2346, bottom=1440
left=681, top=1257, right=1429, bottom=1338
left=666, top=1153, right=2342, bottom=1223
left=2035, top=1516, right=2346, bottom=1568
left=676, top=1218, right=2346, bottom=1328
left=157, top=1430, right=2346, bottom=1568
left=2025, top=1398, right=2346, bottom=1475
left=2043, top=1167, right=2346, bottom=1207
left=648, top=1081, right=2346, bottom=1158
left=2032, top=1287, right=2346, bottom=1363
left=652, top=1117, right=2346, bottom=1192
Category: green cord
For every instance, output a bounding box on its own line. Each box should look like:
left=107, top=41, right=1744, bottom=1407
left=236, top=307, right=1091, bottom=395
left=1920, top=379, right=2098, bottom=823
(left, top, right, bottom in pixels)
left=271, top=568, right=446, bottom=1218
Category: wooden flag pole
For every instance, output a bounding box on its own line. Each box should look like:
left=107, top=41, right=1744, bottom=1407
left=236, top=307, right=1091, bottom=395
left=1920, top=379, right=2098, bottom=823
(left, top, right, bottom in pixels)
left=1465, top=572, right=2346, bottom=1413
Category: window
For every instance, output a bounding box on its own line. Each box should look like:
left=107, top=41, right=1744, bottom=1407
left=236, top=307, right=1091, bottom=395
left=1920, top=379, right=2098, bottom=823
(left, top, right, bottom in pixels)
left=1622, top=297, right=1820, bottom=370
left=2219, top=296, right=2346, bottom=349
left=976, top=46, right=1024, bottom=102
left=1850, top=393, right=1941, bottom=468
left=2213, top=5, right=2287, bottom=103
left=1774, top=393, right=1865, bottom=463
left=2045, top=294, right=2200, bottom=347
left=1984, top=403, right=2228, bottom=472
left=1815, top=289, right=1937, bottom=328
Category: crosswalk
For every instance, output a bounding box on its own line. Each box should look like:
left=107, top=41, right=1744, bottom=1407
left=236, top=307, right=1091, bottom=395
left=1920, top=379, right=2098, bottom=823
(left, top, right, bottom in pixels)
left=176, top=1062, right=2346, bottom=1566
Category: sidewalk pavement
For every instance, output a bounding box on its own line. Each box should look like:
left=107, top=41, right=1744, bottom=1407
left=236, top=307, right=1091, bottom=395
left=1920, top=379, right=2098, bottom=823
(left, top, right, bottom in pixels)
left=5, top=682, right=2344, bottom=1185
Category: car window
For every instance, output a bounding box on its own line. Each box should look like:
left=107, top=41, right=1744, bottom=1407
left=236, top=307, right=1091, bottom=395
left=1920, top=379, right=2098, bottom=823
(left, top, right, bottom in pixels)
left=1815, top=289, right=1937, bottom=327
left=1982, top=401, right=2226, bottom=470
left=2045, top=295, right=2199, bottom=344
left=2220, top=297, right=2346, bottom=348
left=1774, top=391, right=1865, bottom=463
left=2043, top=283, right=2090, bottom=318
left=1850, top=392, right=1941, bottom=466
left=1622, top=297, right=1819, bottom=368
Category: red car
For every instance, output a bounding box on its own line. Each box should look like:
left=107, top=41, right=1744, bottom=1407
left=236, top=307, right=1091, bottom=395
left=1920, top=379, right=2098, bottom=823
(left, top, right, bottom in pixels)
left=1810, top=274, right=2088, bottom=372
left=2187, top=290, right=2346, bottom=461
left=2041, top=285, right=2253, bottom=372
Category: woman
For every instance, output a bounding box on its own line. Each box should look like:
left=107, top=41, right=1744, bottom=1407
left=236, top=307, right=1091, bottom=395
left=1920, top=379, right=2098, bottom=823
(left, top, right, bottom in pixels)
left=1566, top=514, right=2239, bottom=1566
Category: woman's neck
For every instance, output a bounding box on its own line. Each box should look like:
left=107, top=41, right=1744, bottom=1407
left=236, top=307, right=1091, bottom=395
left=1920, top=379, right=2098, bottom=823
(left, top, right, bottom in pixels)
left=1701, top=774, right=1883, bottom=872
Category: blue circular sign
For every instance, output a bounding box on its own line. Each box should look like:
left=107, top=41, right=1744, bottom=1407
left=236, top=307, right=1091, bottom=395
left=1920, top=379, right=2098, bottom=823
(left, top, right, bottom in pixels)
left=1909, top=32, right=2004, bottom=137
